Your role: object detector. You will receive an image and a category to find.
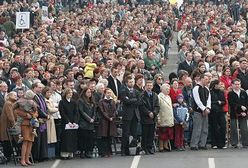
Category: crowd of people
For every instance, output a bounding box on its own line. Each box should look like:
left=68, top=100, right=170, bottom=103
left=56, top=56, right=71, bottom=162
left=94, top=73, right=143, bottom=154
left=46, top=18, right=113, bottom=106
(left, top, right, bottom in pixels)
left=0, top=0, right=248, bottom=166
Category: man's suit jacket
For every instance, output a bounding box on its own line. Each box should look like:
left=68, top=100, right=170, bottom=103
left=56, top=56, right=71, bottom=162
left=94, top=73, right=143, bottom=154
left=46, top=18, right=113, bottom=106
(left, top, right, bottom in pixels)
left=107, top=75, right=122, bottom=98
left=139, top=91, right=160, bottom=124
left=177, top=60, right=195, bottom=76
left=120, top=86, right=141, bottom=121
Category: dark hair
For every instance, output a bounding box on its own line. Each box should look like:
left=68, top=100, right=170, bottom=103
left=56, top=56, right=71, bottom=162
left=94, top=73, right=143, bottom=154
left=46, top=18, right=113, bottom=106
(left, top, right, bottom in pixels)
left=223, top=66, right=231, bottom=74
left=125, top=76, right=133, bottom=84
left=191, top=69, right=201, bottom=79
left=32, top=82, right=41, bottom=89
left=171, top=78, right=179, bottom=85
left=231, top=78, right=241, bottom=84
left=168, top=72, right=178, bottom=84
left=178, top=70, right=189, bottom=80
left=209, top=79, right=220, bottom=90
left=80, top=87, right=95, bottom=105
left=200, top=74, right=208, bottom=80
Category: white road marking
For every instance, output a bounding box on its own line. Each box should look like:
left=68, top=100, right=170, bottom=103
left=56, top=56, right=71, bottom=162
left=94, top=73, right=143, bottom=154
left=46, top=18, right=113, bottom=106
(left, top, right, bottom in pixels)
left=51, top=159, right=61, bottom=168
left=130, top=155, right=141, bottom=168
left=208, top=158, right=215, bottom=168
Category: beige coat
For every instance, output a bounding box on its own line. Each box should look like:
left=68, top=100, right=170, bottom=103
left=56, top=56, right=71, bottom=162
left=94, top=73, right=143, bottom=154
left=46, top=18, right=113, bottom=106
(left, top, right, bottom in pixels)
left=45, top=98, right=57, bottom=144
left=157, top=93, right=174, bottom=127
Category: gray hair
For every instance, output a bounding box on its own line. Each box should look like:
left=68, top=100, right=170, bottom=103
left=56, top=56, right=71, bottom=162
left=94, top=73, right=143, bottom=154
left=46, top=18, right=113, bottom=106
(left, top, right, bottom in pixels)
left=95, top=82, right=105, bottom=92
left=160, top=83, right=170, bottom=92
left=98, top=79, right=108, bottom=87
left=24, top=90, right=36, bottom=99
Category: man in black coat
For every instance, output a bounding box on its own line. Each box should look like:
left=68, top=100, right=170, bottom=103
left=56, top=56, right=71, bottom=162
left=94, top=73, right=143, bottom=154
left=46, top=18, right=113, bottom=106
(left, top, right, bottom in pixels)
left=177, top=52, right=195, bottom=76
left=107, top=66, right=122, bottom=99
left=120, top=77, right=140, bottom=156
left=139, top=80, right=159, bottom=154
left=228, top=79, right=248, bottom=147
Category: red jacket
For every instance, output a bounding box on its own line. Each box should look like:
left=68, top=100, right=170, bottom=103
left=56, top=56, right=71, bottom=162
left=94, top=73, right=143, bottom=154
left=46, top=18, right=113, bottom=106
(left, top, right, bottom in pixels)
left=169, top=88, right=182, bottom=104
left=220, top=75, right=232, bottom=90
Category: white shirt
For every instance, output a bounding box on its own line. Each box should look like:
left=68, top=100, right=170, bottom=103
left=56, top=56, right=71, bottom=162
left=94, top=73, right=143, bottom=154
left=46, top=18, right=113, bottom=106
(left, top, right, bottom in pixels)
left=233, top=89, right=241, bottom=98
left=186, top=60, right=192, bottom=66
left=192, top=84, right=211, bottom=111
left=111, top=75, right=119, bottom=97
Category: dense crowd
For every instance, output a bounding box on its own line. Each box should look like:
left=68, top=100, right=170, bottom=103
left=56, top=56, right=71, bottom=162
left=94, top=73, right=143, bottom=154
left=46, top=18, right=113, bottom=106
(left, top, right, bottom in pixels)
left=0, top=0, right=248, bottom=166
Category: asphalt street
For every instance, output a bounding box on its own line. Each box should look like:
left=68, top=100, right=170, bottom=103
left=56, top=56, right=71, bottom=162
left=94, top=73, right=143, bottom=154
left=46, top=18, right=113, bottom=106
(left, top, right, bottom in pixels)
left=2, top=148, right=248, bottom=168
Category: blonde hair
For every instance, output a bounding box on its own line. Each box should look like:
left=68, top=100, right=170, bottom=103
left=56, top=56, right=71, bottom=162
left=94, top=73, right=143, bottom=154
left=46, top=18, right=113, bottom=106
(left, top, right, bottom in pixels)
left=109, top=89, right=117, bottom=102
left=6, top=91, right=16, bottom=101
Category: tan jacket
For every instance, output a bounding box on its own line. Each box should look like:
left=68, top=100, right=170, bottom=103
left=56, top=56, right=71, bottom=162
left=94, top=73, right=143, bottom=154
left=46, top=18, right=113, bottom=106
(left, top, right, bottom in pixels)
left=0, top=100, right=16, bottom=141
left=45, top=98, right=57, bottom=144
left=157, top=93, right=174, bottom=127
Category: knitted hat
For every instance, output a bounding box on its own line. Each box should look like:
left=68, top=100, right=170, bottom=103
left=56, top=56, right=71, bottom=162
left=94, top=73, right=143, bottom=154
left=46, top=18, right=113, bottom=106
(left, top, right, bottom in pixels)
left=177, top=94, right=184, bottom=100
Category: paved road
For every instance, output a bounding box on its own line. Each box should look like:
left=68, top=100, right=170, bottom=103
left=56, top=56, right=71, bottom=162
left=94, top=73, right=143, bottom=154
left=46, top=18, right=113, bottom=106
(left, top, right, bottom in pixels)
left=161, top=32, right=179, bottom=80
left=2, top=148, right=248, bottom=168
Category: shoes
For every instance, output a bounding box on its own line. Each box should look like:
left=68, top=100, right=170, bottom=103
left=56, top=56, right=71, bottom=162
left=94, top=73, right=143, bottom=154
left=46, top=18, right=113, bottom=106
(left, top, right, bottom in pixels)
left=190, top=147, right=198, bottom=151
left=212, top=146, right=218, bottom=149
left=199, top=146, right=208, bottom=150
left=159, top=149, right=164, bottom=152
left=147, top=149, right=154, bottom=155
left=26, top=161, right=34, bottom=166
left=20, top=161, right=28, bottom=167
left=222, top=146, right=227, bottom=149
left=176, top=147, right=185, bottom=151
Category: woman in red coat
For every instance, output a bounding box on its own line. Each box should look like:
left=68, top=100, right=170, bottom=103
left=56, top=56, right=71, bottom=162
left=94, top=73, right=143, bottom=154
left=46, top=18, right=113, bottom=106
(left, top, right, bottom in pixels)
left=169, top=79, right=182, bottom=105
left=220, top=67, right=232, bottom=90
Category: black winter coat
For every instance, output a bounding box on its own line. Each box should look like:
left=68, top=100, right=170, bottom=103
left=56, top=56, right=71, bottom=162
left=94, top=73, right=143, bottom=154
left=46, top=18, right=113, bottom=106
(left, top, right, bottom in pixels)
left=78, top=98, right=96, bottom=130
left=139, top=91, right=160, bottom=124
left=210, top=89, right=226, bottom=113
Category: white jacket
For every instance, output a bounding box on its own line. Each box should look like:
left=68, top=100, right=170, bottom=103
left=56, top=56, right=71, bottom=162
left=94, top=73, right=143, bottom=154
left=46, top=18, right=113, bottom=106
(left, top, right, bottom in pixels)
left=157, top=93, right=174, bottom=127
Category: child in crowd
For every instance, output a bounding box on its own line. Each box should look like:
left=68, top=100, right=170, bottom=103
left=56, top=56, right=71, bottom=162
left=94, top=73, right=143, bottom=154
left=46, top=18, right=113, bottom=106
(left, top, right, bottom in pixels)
left=173, top=94, right=189, bottom=151
left=84, top=56, right=97, bottom=79
left=14, top=90, right=39, bottom=139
